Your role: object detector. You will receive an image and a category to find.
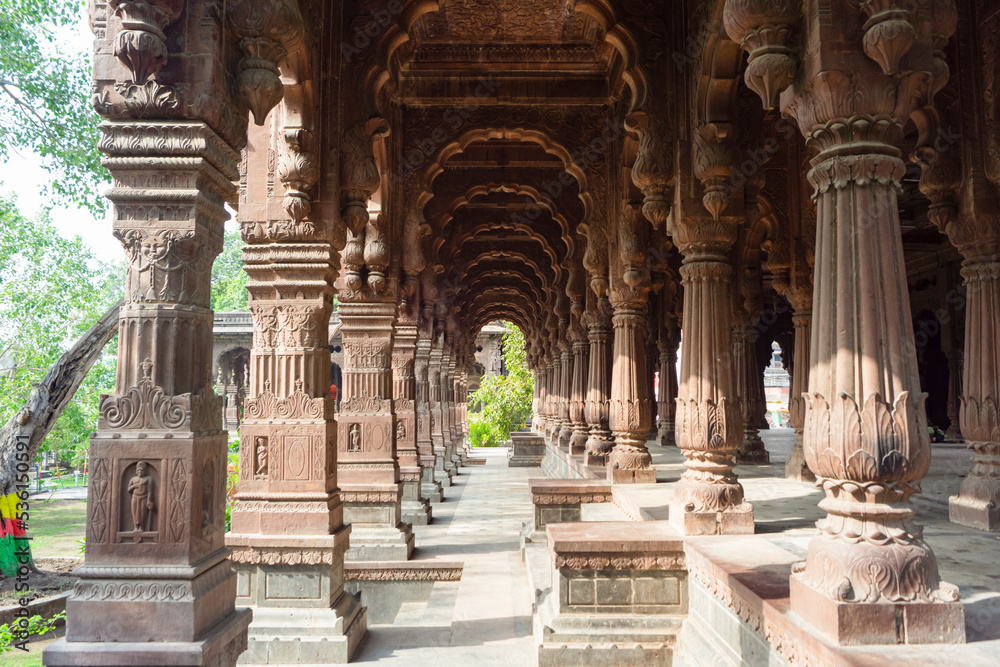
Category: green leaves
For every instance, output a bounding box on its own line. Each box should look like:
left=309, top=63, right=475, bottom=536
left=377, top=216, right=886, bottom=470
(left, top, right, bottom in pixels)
left=211, top=226, right=249, bottom=312
left=0, top=0, right=108, bottom=215
left=467, top=323, right=534, bottom=447
left=0, top=194, right=122, bottom=465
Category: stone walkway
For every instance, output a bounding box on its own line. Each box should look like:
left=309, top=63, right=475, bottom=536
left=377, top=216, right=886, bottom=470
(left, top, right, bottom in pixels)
left=352, top=448, right=538, bottom=665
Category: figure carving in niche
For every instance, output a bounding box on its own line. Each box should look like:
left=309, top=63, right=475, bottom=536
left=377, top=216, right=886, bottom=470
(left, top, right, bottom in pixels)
left=127, top=461, right=154, bottom=542
left=202, top=459, right=215, bottom=528
left=348, top=424, right=362, bottom=452
left=396, top=421, right=406, bottom=441
left=255, top=437, right=268, bottom=477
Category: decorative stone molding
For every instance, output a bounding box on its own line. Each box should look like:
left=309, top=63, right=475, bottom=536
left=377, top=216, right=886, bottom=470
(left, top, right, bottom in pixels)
left=553, top=553, right=686, bottom=571
left=107, top=0, right=184, bottom=117
left=723, top=0, right=800, bottom=109
left=229, top=547, right=339, bottom=566
left=625, top=111, right=673, bottom=227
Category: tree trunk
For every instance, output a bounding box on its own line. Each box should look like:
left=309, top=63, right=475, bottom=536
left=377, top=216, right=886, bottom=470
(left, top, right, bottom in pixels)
left=0, top=299, right=122, bottom=497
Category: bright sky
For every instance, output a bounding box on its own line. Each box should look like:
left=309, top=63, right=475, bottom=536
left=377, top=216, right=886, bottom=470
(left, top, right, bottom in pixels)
left=1, top=11, right=120, bottom=264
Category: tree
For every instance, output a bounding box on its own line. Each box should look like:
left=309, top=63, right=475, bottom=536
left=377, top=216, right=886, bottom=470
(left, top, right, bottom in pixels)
left=0, top=0, right=106, bottom=215
left=0, top=195, right=122, bottom=469
left=211, top=225, right=249, bottom=312
left=467, top=323, right=534, bottom=447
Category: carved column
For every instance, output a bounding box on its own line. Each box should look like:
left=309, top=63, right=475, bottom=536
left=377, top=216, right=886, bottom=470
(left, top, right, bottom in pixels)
left=557, top=334, right=574, bottom=451
left=393, top=321, right=431, bottom=525
left=607, top=204, right=655, bottom=483
left=546, top=352, right=561, bottom=445
left=50, top=118, right=252, bottom=667
left=786, top=290, right=816, bottom=482
left=669, top=208, right=753, bottom=534
left=944, top=349, right=963, bottom=441
left=943, top=218, right=1000, bottom=531
left=656, top=319, right=679, bottom=447
left=428, top=335, right=453, bottom=484
left=783, top=69, right=962, bottom=640
left=229, top=120, right=368, bottom=661
left=415, top=326, right=445, bottom=499
left=585, top=297, right=615, bottom=465
left=733, top=269, right=771, bottom=465
left=568, top=321, right=591, bottom=456
left=531, top=368, right=543, bottom=433
left=448, top=355, right=465, bottom=463
left=337, top=302, right=414, bottom=560
left=440, top=343, right=460, bottom=470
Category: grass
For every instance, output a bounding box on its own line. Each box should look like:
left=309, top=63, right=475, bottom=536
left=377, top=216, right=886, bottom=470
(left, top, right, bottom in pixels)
left=3, top=634, right=58, bottom=666
left=26, top=499, right=87, bottom=558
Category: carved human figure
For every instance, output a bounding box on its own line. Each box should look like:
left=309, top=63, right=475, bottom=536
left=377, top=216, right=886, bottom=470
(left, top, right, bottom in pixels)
left=396, top=421, right=406, bottom=441
left=255, top=437, right=268, bottom=477
left=127, top=461, right=154, bottom=541
left=348, top=423, right=362, bottom=452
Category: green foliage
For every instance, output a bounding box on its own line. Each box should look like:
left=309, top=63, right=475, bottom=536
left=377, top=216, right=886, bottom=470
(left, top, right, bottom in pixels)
left=0, top=0, right=107, bottom=214
left=225, top=436, right=239, bottom=531
left=467, top=323, right=534, bottom=447
left=0, top=195, right=122, bottom=466
left=0, top=610, right=65, bottom=653
left=211, top=226, right=248, bottom=312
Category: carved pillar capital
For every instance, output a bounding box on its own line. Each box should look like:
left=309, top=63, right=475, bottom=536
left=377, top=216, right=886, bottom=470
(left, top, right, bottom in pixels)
left=723, top=0, right=801, bottom=109
left=625, top=111, right=673, bottom=228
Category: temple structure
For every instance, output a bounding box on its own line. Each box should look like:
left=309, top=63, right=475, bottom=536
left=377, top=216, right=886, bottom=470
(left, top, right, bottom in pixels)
left=41, top=0, right=1000, bottom=665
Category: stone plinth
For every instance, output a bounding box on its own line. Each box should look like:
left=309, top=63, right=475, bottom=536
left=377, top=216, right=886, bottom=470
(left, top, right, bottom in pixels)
left=535, top=521, right=687, bottom=667
left=508, top=432, right=546, bottom=467
left=343, top=561, right=463, bottom=624
left=526, top=478, right=612, bottom=537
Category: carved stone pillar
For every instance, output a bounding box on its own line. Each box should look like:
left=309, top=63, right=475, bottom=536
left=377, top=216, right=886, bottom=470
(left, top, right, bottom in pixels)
left=393, top=323, right=431, bottom=525
left=569, top=327, right=590, bottom=456
left=786, top=303, right=816, bottom=482
left=607, top=202, right=655, bottom=483
left=784, top=70, right=962, bottom=640
left=449, top=357, right=466, bottom=462
left=531, top=368, right=543, bottom=433
left=546, top=356, right=560, bottom=445
left=585, top=298, right=615, bottom=465
left=669, top=213, right=753, bottom=534
left=656, top=321, right=679, bottom=447
left=732, top=324, right=770, bottom=465
left=440, top=345, right=459, bottom=469
left=337, top=302, right=413, bottom=561
left=428, top=337, right=453, bottom=485
left=944, top=349, right=963, bottom=441
left=945, top=218, right=1000, bottom=531
left=229, top=125, right=367, bottom=661
left=415, top=330, right=445, bottom=500
left=50, top=120, right=253, bottom=667
left=557, top=338, right=574, bottom=451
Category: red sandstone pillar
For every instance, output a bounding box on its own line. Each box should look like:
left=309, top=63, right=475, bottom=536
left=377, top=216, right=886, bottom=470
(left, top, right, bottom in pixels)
left=584, top=297, right=615, bottom=465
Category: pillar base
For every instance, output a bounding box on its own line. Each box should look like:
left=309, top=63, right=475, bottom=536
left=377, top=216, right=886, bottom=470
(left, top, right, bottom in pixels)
left=656, top=423, right=675, bottom=448
left=789, top=575, right=965, bottom=645
left=607, top=466, right=657, bottom=484
left=434, top=456, right=453, bottom=487
left=239, top=600, right=367, bottom=664
left=402, top=497, right=432, bottom=526
left=345, top=524, right=415, bottom=561
left=736, top=431, right=770, bottom=465
left=668, top=501, right=754, bottom=536
left=568, top=429, right=588, bottom=456
left=44, top=606, right=251, bottom=667
left=948, top=493, right=1000, bottom=532
left=785, top=439, right=816, bottom=482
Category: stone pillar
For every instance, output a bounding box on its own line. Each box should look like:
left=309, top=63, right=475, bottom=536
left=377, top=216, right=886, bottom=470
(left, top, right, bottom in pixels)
left=415, top=329, right=445, bottom=499
left=669, top=210, right=753, bottom=534
left=440, top=345, right=459, bottom=470
left=557, top=337, right=574, bottom=451
left=428, top=336, right=453, bottom=484
left=786, top=304, right=815, bottom=482
left=732, top=323, right=769, bottom=465
left=546, top=355, right=560, bottom=445
left=449, top=357, right=466, bottom=462
left=393, top=322, right=431, bottom=525
left=229, top=129, right=367, bottom=662
left=46, top=121, right=252, bottom=666
left=225, top=367, right=240, bottom=432
left=783, top=70, right=962, bottom=638
left=944, top=348, right=964, bottom=441
left=945, top=217, right=1000, bottom=531
left=531, top=368, right=543, bottom=434
left=337, top=302, right=414, bottom=561
left=585, top=297, right=615, bottom=466
left=656, top=320, right=679, bottom=447
left=568, top=326, right=591, bottom=456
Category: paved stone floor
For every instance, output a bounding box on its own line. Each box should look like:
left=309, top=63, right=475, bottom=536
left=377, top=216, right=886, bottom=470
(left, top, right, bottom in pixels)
left=353, top=447, right=539, bottom=665
left=352, top=432, right=999, bottom=664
